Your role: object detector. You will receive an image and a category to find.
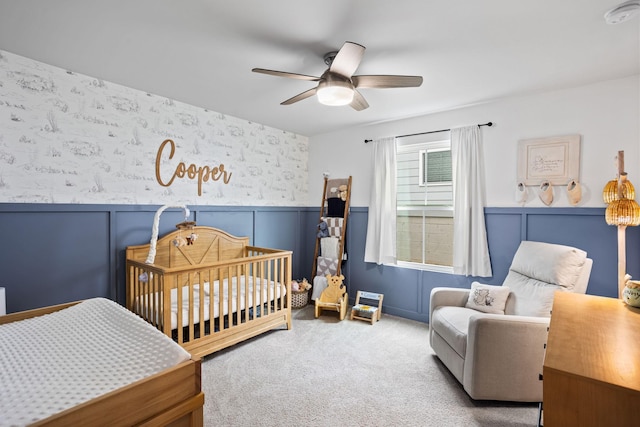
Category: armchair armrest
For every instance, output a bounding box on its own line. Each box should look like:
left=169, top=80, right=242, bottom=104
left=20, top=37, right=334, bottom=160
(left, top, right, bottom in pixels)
left=430, top=287, right=470, bottom=308
left=429, top=287, right=470, bottom=322
left=463, top=313, right=550, bottom=401
left=429, top=288, right=471, bottom=347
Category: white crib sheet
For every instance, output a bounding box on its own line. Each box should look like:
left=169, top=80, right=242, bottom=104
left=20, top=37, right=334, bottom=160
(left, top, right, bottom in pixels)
left=136, top=276, right=286, bottom=330
left=0, top=298, right=191, bottom=427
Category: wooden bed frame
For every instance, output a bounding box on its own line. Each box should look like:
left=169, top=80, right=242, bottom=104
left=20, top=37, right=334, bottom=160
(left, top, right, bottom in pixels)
left=126, top=226, right=292, bottom=359
left=0, top=301, right=204, bottom=427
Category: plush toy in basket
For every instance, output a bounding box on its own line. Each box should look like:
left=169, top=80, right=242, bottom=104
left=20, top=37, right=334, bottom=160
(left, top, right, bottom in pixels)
left=291, top=278, right=312, bottom=308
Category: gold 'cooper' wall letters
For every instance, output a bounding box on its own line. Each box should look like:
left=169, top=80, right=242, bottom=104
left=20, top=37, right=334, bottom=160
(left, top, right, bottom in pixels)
left=155, top=139, right=232, bottom=196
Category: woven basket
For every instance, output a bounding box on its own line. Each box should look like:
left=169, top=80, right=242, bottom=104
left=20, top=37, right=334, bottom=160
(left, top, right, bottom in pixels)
left=291, top=289, right=310, bottom=308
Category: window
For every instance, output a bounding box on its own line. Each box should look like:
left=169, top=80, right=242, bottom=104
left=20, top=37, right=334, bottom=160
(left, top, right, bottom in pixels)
left=419, top=148, right=451, bottom=186
left=396, top=134, right=453, bottom=271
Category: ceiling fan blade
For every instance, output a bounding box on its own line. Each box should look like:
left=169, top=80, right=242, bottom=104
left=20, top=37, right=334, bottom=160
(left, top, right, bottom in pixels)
left=329, top=41, right=365, bottom=78
left=281, top=87, right=318, bottom=105
left=252, top=68, right=320, bottom=81
left=352, top=75, right=423, bottom=88
left=350, top=90, right=369, bottom=111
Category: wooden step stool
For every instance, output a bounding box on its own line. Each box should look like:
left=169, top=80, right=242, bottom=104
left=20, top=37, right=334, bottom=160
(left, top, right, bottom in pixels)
left=350, top=291, right=384, bottom=325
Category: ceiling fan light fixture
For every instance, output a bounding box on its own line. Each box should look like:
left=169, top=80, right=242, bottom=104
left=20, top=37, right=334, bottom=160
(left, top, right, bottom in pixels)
left=604, top=0, right=640, bottom=24
left=316, top=80, right=354, bottom=106
left=253, top=41, right=423, bottom=110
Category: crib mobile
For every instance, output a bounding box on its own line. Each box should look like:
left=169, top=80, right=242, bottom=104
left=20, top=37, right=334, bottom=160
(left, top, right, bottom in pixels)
left=173, top=220, right=198, bottom=247
left=140, top=204, right=197, bottom=283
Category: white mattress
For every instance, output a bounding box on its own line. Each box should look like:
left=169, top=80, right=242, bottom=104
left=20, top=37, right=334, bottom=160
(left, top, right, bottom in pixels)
left=0, top=298, right=191, bottom=427
left=136, top=276, right=286, bottom=330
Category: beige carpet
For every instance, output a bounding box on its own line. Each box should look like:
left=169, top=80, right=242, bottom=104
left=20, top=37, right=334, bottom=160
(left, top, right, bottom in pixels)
left=201, top=306, right=538, bottom=426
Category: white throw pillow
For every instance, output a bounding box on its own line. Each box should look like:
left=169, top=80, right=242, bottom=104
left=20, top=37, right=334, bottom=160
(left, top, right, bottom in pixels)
left=465, top=282, right=511, bottom=315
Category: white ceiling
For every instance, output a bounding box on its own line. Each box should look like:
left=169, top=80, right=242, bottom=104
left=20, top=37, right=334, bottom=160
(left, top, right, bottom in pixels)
left=0, top=1, right=638, bottom=137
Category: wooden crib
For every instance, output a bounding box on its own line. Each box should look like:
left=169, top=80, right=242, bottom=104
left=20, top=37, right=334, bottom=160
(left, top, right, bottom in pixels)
left=126, top=226, right=292, bottom=359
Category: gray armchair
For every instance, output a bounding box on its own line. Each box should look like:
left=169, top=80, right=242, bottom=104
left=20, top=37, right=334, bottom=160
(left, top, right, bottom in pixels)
left=429, top=241, right=592, bottom=402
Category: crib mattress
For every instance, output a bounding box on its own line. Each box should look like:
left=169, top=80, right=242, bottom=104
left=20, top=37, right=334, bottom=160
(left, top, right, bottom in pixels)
left=136, top=276, right=286, bottom=330
left=0, top=298, right=191, bottom=427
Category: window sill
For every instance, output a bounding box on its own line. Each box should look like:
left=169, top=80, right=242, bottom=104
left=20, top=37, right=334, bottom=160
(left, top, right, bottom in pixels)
left=392, top=261, right=454, bottom=274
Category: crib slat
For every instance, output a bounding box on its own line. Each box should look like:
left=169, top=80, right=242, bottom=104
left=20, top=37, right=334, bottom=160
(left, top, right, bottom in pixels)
left=147, top=269, right=153, bottom=327
left=145, top=269, right=151, bottom=326
left=251, top=257, right=257, bottom=317
left=188, top=272, right=195, bottom=343
left=175, top=274, right=183, bottom=345
left=158, top=273, right=164, bottom=333
left=217, top=266, right=224, bottom=333
left=243, top=262, right=249, bottom=324
left=198, top=270, right=205, bottom=339
left=279, top=257, right=284, bottom=311
left=233, top=264, right=240, bottom=326
left=226, top=265, right=232, bottom=328
left=208, top=268, right=214, bottom=335
left=153, top=270, right=159, bottom=329
left=267, top=258, right=272, bottom=315
left=258, top=259, right=264, bottom=315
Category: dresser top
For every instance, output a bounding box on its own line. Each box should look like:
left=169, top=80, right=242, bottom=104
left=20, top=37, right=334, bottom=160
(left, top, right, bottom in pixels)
left=545, top=292, right=640, bottom=392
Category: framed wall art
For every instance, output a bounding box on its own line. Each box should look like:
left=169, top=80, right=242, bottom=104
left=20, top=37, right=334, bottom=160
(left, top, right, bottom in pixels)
left=517, top=134, right=581, bottom=186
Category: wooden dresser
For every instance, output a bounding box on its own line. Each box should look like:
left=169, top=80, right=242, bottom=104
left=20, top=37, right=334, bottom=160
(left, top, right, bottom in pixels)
left=543, top=292, right=640, bottom=426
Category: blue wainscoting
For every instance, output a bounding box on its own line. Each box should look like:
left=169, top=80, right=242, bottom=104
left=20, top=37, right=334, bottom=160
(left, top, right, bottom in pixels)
left=0, top=204, right=314, bottom=313
left=0, top=206, right=112, bottom=311
left=1, top=204, right=635, bottom=321
left=340, top=207, right=640, bottom=323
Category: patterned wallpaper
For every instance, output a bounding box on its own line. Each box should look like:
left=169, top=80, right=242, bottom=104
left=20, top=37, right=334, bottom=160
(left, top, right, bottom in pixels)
left=0, top=50, right=309, bottom=205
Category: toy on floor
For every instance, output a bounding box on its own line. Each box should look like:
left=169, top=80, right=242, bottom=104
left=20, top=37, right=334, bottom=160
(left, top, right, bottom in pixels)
left=350, top=291, right=384, bottom=325
left=315, top=274, right=348, bottom=321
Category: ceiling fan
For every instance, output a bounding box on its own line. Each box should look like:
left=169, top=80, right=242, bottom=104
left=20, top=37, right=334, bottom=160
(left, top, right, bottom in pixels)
left=252, top=41, right=423, bottom=111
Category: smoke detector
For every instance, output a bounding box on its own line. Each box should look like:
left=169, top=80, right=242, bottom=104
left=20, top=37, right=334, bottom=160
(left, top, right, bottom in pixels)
left=604, top=0, right=640, bottom=24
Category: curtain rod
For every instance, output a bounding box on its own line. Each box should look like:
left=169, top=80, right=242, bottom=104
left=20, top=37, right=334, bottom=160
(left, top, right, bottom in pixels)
left=364, top=122, right=493, bottom=143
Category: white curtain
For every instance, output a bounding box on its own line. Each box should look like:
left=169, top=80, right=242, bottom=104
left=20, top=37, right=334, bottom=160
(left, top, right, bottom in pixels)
left=451, top=125, right=493, bottom=277
left=364, top=137, right=397, bottom=265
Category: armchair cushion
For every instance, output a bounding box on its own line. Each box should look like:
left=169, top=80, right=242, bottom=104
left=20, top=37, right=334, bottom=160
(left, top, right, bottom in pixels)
left=430, top=306, right=477, bottom=357
left=509, top=240, right=587, bottom=290
left=505, top=241, right=588, bottom=317
left=503, top=272, right=561, bottom=317
left=465, top=282, right=510, bottom=314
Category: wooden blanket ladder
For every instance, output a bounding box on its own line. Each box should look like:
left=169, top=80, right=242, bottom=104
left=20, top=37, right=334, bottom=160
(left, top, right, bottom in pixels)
left=311, top=176, right=352, bottom=280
